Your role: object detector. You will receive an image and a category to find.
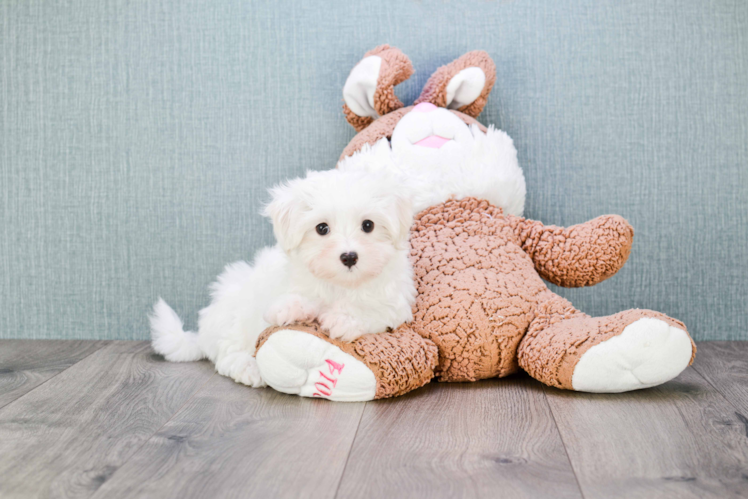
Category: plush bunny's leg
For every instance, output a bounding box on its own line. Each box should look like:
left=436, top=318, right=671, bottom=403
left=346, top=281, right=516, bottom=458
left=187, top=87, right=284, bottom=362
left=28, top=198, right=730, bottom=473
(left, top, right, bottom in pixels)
left=255, top=323, right=438, bottom=401
left=256, top=325, right=377, bottom=401
left=518, top=292, right=696, bottom=392
left=569, top=315, right=695, bottom=392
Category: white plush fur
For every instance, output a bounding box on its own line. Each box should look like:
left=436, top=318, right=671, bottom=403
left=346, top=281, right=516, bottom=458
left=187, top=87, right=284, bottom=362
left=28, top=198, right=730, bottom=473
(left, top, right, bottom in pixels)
left=338, top=107, right=526, bottom=216
left=256, top=329, right=377, bottom=402
left=343, top=55, right=382, bottom=118
left=150, top=168, right=416, bottom=388
left=445, top=67, right=486, bottom=109
left=571, top=318, right=693, bottom=393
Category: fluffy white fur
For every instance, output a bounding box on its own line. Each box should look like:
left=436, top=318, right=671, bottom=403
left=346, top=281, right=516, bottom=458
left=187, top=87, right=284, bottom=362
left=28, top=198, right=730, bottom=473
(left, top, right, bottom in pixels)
left=150, top=168, right=416, bottom=388
left=338, top=106, right=526, bottom=216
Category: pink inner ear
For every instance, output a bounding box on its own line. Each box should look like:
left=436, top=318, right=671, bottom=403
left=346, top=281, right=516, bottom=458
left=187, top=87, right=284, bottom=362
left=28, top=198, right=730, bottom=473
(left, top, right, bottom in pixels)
left=414, top=135, right=451, bottom=149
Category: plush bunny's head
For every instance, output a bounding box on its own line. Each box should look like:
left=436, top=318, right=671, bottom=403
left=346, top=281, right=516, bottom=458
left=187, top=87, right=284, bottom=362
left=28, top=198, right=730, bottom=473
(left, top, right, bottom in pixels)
left=338, top=45, right=526, bottom=217
left=340, top=46, right=495, bottom=159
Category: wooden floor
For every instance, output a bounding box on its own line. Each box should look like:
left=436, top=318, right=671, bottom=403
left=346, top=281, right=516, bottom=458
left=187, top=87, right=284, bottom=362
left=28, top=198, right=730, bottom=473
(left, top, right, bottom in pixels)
left=0, top=341, right=747, bottom=498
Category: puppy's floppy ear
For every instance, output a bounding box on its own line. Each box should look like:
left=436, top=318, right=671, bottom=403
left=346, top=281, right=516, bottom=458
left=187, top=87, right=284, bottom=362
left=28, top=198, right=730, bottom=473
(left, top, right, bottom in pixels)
left=263, top=178, right=309, bottom=252
left=415, top=50, right=496, bottom=118
left=343, top=45, right=414, bottom=132
left=383, top=188, right=414, bottom=249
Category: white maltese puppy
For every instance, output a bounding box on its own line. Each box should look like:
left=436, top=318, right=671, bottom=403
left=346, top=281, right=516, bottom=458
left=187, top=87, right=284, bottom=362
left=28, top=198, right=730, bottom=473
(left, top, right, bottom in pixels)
left=149, top=168, right=416, bottom=387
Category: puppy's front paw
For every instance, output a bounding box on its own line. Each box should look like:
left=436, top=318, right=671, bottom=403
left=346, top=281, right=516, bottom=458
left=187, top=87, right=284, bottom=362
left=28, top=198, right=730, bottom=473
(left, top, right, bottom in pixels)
left=264, top=294, right=319, bottom=326
left=320, top=313, right=366, bottom=342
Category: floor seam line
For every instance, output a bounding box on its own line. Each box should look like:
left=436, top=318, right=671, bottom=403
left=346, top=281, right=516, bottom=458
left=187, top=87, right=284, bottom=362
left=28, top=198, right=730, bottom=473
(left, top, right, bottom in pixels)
left=543, top=386, right=586, bottom=499
left=334, top=401, right=367, bottom=499
left=0, top=340, right=112, bottom=412
left=89, top=370, right=217, bottom=498
left=690, top=361, right=747, bottom=417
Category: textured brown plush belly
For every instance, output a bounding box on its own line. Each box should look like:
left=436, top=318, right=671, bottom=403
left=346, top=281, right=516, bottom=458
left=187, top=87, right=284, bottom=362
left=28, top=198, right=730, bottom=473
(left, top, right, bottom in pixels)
left=409, top=198, right=547, bottom=382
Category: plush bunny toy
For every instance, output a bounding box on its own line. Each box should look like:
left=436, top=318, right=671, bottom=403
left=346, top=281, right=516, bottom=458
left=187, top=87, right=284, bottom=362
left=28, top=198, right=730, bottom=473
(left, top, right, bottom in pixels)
left=253, top=45, right=696, bottom=402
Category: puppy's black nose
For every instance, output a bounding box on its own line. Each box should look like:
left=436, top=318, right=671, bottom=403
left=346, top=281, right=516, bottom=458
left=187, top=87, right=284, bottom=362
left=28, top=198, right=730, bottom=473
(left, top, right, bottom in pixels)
left=340, top=252, right=358, bottom=268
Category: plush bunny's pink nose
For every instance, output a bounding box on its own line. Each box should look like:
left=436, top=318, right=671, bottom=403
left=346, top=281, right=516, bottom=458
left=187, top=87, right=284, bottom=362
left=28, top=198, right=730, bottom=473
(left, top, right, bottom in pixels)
left=409, top=101, right=451, bottom=148
left=413, top=102, right=437, bottom=113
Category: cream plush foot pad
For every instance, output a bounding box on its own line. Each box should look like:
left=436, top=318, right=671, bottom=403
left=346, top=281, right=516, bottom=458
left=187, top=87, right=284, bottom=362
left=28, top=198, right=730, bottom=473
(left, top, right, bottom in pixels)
left=255, top=329, right=377, bottom=402
left=571, top=317, right=693, bottom=393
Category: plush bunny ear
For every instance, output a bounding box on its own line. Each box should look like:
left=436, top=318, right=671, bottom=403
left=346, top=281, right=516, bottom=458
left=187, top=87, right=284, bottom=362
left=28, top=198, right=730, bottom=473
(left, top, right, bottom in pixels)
left=415, top=50, right=496, bottom=118
left=343, top=45, right=414, bottom=132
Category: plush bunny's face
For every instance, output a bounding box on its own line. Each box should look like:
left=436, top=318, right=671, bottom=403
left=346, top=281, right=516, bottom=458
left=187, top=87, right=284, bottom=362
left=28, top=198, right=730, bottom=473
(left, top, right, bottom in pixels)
left=338, top=45, right=527, bottom=218
left=340, top=45, right=496, bottom=161
left=390, top=102, right=476, bottom=171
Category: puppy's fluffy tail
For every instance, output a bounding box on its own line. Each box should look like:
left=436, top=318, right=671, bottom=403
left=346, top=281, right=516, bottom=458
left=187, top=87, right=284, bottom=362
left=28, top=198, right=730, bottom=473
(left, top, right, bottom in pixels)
left=149, top=298, right=205, bottom=362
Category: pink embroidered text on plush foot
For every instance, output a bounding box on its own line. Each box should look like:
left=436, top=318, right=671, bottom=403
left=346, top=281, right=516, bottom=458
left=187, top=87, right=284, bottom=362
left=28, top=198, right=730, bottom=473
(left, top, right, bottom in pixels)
left=255, top=329, right=377, bottom=402
left=312, top=359, right=345, bottom=398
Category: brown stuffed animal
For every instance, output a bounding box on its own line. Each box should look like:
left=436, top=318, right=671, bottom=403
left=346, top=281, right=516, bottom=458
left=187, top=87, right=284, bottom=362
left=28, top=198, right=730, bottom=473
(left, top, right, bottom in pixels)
left=253, top=46, right=696, bottom=401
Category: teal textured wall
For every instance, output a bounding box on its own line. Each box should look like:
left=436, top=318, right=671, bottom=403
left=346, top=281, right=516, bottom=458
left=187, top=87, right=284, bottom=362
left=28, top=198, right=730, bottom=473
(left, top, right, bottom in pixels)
left=1, top=0, right=747, bottom=340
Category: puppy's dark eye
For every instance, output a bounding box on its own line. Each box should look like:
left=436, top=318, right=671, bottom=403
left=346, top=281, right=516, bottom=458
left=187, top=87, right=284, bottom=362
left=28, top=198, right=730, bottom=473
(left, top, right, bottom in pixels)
left=362, top=220, right=375, bottom=233
left=315, top=223, right=329, bottom=236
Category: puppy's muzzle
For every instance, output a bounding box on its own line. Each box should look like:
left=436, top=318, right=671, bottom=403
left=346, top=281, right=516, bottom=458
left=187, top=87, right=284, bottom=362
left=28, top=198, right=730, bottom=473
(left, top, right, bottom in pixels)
left=340, top=252, right=358, bottom=269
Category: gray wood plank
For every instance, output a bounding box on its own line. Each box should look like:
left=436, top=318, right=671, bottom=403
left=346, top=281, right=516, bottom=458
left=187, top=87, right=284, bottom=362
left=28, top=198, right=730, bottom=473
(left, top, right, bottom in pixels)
left=545, top=367, right=748, bottom=498
left=335, top=376, right=582, bottom=499
left=0, top=341, right=215, bottom=498
left=691, top=341, right=748, bottom=415
left=93, top=375, right=366, bottom=499
left=0, top=340, right=108, bottom=409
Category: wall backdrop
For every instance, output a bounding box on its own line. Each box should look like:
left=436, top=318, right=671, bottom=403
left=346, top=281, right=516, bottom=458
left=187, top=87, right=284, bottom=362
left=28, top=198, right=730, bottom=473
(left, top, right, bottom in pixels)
left=2, top=0, right=747, bottom=340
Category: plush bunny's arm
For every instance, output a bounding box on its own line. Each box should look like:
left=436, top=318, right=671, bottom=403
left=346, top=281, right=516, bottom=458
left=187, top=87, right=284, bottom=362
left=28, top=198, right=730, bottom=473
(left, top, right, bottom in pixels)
left=506, top=214, right=634, bottom=288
